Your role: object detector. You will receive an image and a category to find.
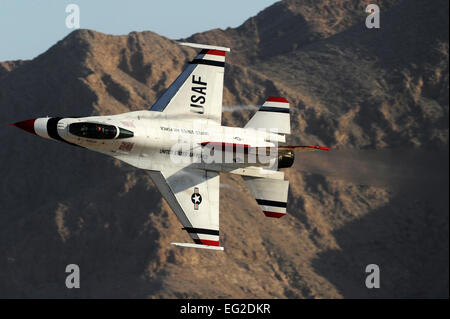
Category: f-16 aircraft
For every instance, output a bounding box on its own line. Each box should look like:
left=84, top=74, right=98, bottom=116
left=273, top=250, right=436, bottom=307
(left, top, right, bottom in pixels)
left=11, top=43, right=329, bottom=251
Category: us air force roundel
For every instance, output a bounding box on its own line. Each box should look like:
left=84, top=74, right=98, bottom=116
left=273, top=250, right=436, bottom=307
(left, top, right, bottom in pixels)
left=191, top=187, right=202, bottom=210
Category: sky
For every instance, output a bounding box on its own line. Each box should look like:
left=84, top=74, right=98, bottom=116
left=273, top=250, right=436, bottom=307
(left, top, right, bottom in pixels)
left=0, top=0, right=278, bottom=62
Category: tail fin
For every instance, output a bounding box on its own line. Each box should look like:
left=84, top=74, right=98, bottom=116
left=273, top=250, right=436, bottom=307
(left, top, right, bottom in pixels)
left=243, top=176, right=289, bottom=218
left=244, top=97, right=291, bottom=134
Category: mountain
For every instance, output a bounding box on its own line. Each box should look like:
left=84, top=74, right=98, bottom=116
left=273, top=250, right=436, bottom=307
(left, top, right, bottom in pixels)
left=189, top=0, right=448, bottom=149
left=0, top=0, right=448, bottom=298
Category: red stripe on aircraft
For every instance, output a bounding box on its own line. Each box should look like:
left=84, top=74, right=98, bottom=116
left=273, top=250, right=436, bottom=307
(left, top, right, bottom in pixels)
left=263, top=211, right=286, bottom=218
left=205, top=49, right=226, bottom=56
left=308, top=145, right=330, bottom=151
left=201, top=239, right=220, bottom=246
left=266, top=96, right=289, bottom=103
left=194, top=239, right=220, bottom=246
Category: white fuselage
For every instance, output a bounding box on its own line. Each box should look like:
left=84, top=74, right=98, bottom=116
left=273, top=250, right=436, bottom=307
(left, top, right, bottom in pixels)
left=34, top=111, right=284, bottom=175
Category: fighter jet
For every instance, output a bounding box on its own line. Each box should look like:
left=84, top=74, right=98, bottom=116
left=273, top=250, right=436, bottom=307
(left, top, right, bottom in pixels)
left=11, top=43, right=329, bottom=251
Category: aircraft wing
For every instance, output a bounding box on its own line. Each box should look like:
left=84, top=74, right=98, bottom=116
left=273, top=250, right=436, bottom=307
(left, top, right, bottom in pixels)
left=148, top=167, right=222, bottom=250
left=150, top=42, right=230, bottom=125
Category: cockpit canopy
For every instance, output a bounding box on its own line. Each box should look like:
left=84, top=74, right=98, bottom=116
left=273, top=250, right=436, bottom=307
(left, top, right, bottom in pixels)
left=69, top=122, right=134, bottom=139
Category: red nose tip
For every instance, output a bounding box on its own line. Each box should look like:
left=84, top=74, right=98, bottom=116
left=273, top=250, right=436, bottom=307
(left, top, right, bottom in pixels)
left=11, top=119, right=37, bottom=135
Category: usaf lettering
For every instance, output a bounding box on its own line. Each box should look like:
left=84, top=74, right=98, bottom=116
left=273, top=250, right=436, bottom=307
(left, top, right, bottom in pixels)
left=190, top=75, right=207, bottom=114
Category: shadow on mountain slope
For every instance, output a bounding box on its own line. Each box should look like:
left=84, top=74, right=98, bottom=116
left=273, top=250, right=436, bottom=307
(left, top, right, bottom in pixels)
left=311, top=150, right=449, bottom=298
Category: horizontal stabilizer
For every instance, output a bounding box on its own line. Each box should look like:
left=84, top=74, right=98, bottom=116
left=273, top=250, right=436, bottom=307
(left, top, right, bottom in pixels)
left=171, top=242, right=224, bottom=251
left=245, top=96, right=291, bottom=134
left=178, top=42, right=231, bottom=52
left=244, top=176, right=289, bottom=218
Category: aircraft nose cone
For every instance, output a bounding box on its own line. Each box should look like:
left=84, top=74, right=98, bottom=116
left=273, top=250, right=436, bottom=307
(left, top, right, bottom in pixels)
left=10, top=119, right=37, bottom=135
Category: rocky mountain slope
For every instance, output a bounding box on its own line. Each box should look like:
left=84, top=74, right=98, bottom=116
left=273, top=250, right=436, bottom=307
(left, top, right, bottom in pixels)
left=0, top=0, right=448, bottom=298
